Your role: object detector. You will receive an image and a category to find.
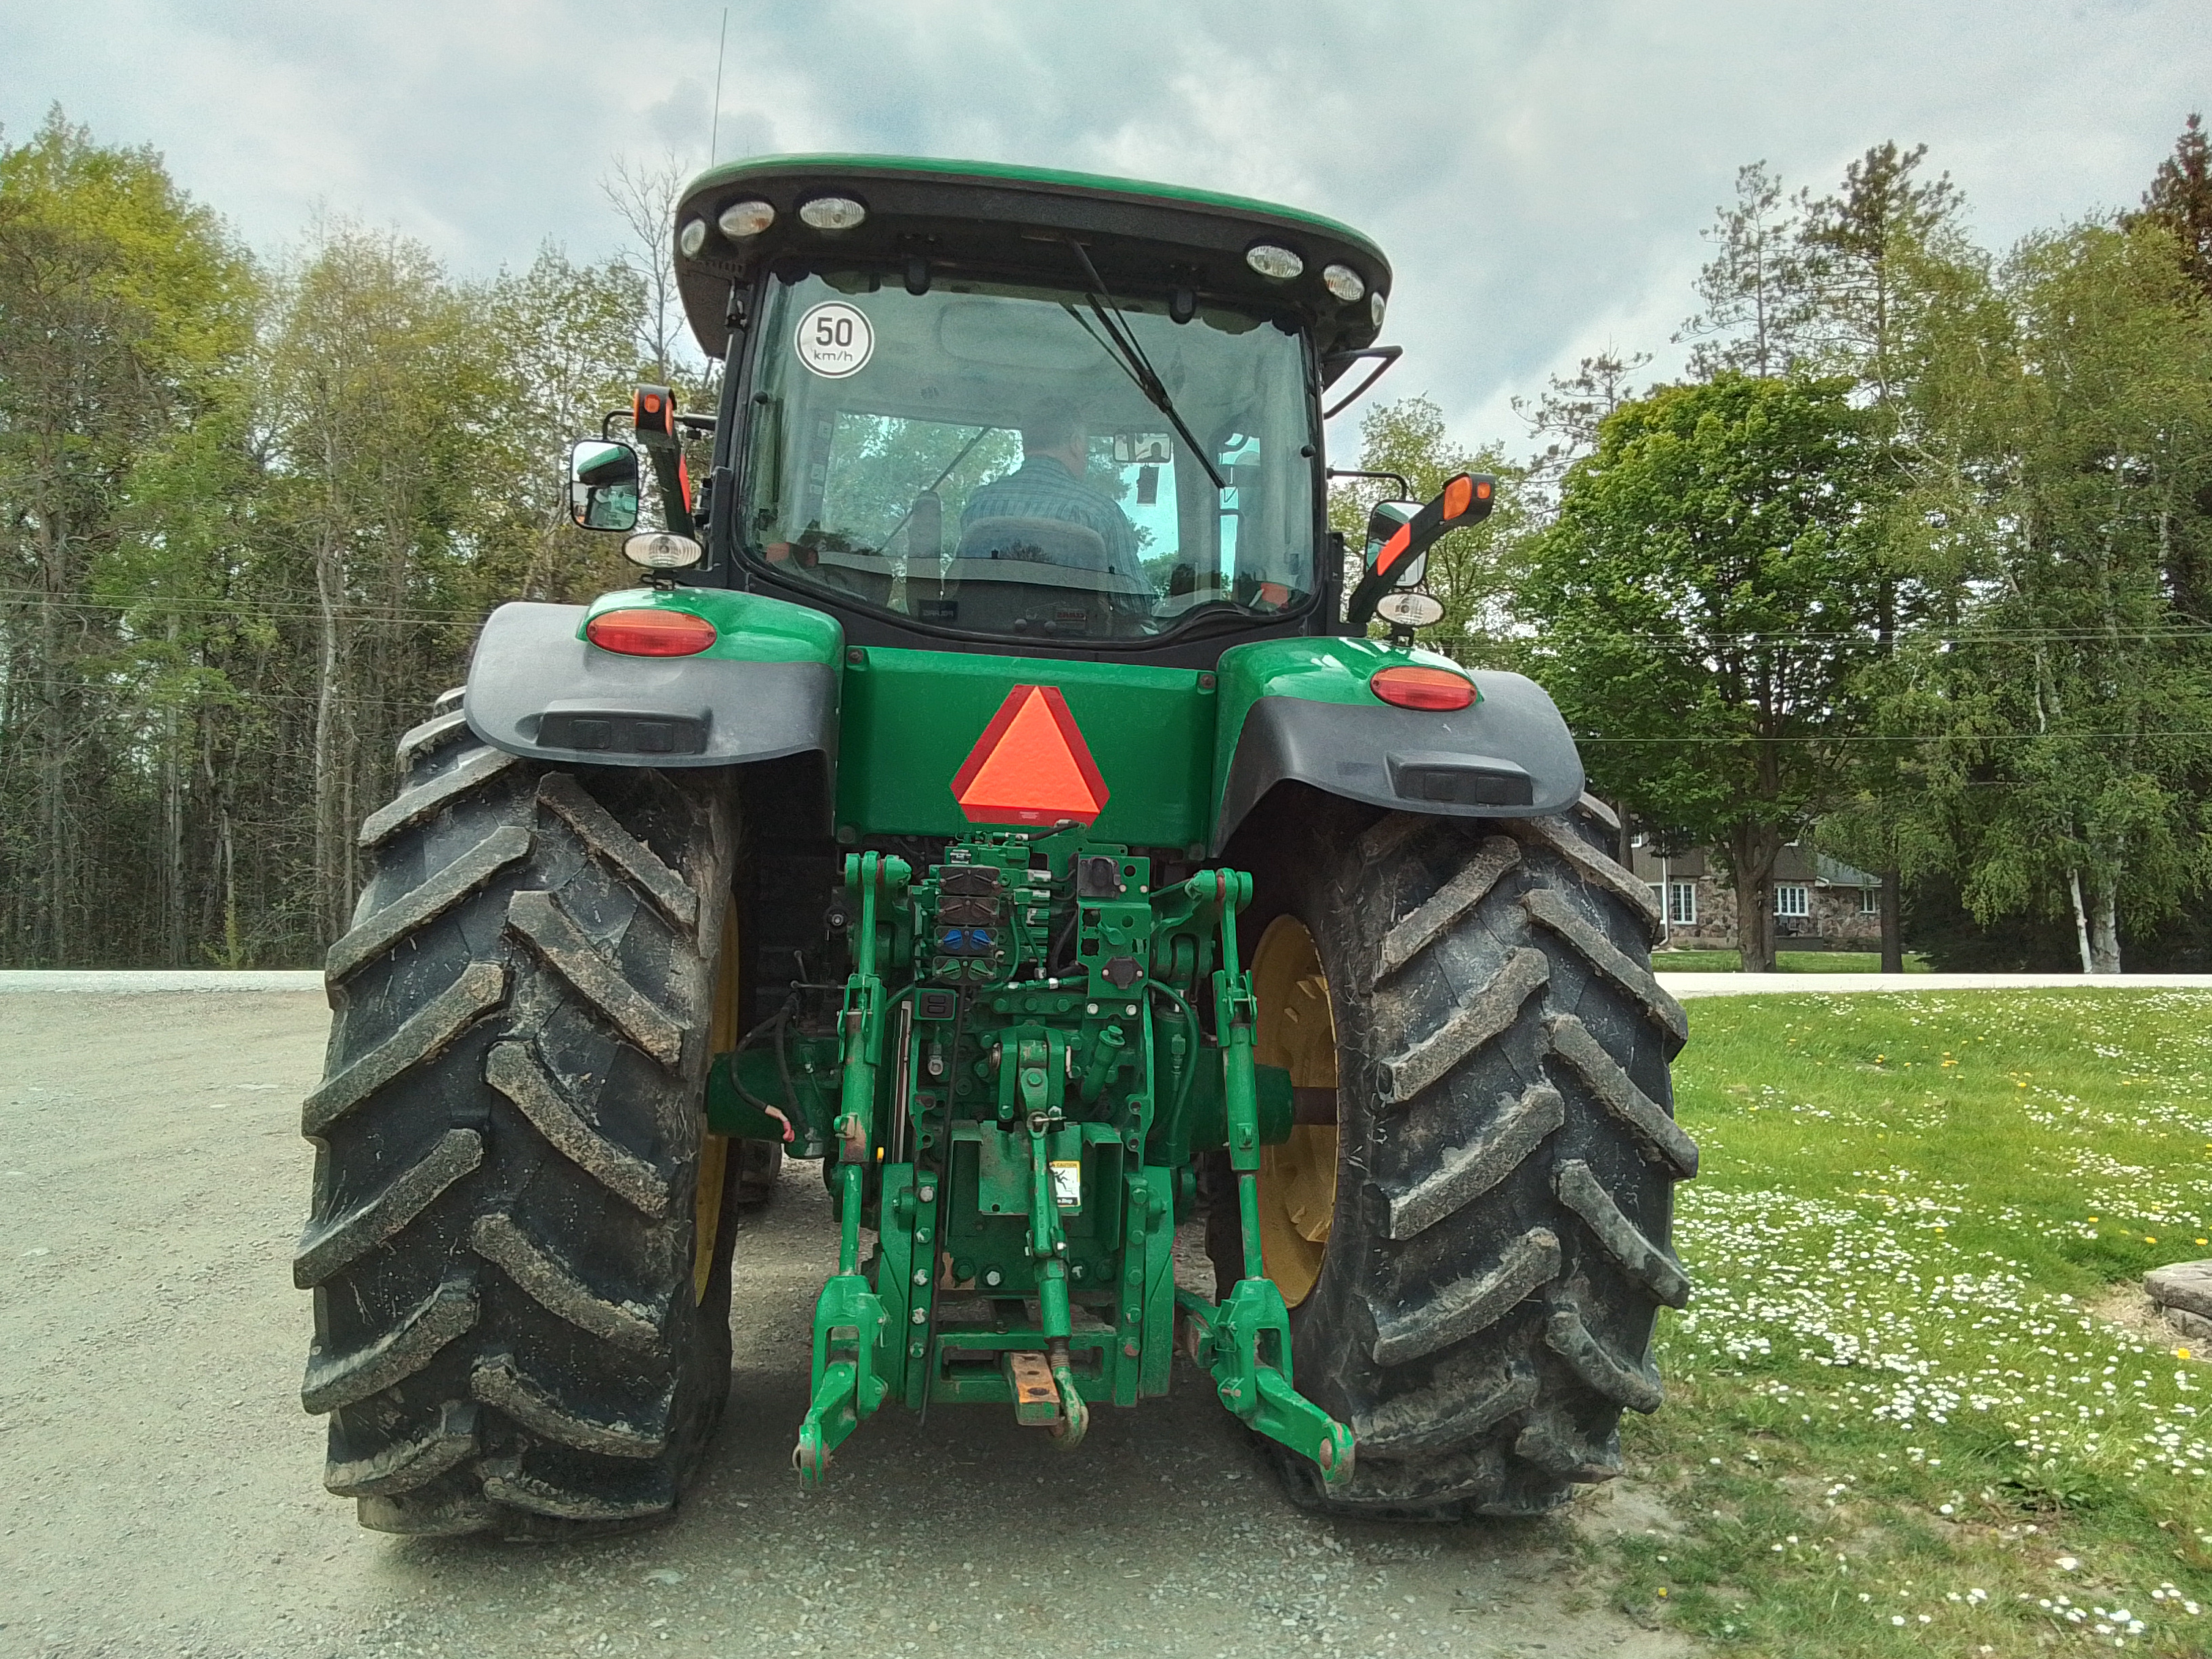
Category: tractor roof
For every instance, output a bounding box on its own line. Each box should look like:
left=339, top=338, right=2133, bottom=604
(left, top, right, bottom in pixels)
left=672, top=154, right=1392, bottom=361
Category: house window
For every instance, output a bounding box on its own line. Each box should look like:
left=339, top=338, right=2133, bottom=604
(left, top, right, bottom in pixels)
left=1859, top=886, right=1879, bottom=916
left=1668, top=881, right=1697, bottom=925
left=1775, top=883, right=1809, bottom=918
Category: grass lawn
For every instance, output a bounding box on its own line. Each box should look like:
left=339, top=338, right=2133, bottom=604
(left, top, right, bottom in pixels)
left=1653, top=949, right=1933, bottom=973
left=1599, top=989, right=2212, bottom=1655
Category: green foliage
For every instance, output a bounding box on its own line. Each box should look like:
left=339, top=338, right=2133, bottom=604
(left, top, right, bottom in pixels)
left=0, top=111, right=698, bottom=967
left=1873, top=221, right=2212, bottom=968
left=1519, top=373, right=1884, bottom=966
left=2131, top=112, right=2212, bottom=300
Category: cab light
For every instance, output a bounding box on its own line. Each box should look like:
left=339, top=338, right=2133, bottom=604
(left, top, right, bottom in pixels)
left=1245, top=243, right=1304, bottom=281
left=678, top=217, right=709, bottom=258
left=586, top=609, right=717, bottom=657
left=798, top=195, right=866, bottom=230
left=718, top=199, right=776, bottom=238
left=1370, top=665, right=1474, bottom=710
left=1322, top=262, right=1366, bottom=302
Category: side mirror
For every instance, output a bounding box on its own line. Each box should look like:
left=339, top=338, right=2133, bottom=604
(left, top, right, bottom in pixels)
left=569, top=438, right=640, bottom=533
left=1362, top=499, right=1421, bottom=587
left=1346, top=472, right=1494, bottom=630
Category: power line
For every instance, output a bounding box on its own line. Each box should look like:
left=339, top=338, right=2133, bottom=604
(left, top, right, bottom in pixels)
left=1578, top=730, right=2212, bottom=744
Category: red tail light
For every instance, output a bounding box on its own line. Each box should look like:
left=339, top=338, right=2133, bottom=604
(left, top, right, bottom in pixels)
left=1370, top=665, right=1475, bottom=711
left=585, top=608, right=716, bottom=657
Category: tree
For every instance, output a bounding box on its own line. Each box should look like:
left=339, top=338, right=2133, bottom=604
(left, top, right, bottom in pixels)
left=1913, top=222, right=2212, bottom=971
left=2131, top=112, right=2212, bottom=301
left=2127, top=114, right=2212, bottom=625
left=477, top=246, right=654, bottom=605
left=1518, top=374, right=1884, bottom=971
left=260, top=223, right=499, bottom=939
left=602, top=153, right=699, bottom=387
left=1788, top=142, right=1975, bottom=967
left=0, top=110, right=257, bottom=966
left=1676, top=162, right=1818, bottom=381
left=1511, top=349, right=1652, bottom=505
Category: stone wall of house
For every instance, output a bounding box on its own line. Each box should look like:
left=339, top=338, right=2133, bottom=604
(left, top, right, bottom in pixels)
left=1654, top=872, right=1879, bottom=951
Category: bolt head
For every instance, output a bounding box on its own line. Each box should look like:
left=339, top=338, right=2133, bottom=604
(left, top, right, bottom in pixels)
left=918, top=1185, right=937, bottom=1204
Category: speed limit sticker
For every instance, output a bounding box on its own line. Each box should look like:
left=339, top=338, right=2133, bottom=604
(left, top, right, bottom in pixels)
left=794, top=301, right=874, bottom=377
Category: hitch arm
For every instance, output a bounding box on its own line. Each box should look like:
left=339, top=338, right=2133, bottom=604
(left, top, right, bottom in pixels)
left=796, top=853, right=910, bottom=1483
left=1185, top=872, right=1355, bottom=1491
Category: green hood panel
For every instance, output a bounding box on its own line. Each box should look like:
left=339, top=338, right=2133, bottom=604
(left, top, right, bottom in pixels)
left=835, top=649, right=1218, bottom=851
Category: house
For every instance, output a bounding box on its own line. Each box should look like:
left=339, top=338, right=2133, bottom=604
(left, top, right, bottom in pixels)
left=1625, top=840, right=1881, bottom=951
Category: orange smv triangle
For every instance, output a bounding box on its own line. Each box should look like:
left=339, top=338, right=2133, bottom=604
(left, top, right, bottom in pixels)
left=951, top=685, right=1110, bottom=827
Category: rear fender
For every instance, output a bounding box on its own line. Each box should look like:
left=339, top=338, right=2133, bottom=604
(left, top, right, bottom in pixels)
left=1210, top=638, right=1582, bottom=855
left=464, top=588, right=843, bottom=789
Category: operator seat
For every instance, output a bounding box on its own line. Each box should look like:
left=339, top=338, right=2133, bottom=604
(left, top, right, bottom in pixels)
left=943, top=516, right=1122, bottom=638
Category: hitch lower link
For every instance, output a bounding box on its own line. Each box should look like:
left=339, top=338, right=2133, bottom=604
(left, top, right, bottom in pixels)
left=791, top=853, right=1353, bottom=1493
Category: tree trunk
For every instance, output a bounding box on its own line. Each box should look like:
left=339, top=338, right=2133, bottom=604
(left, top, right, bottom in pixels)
left=2087, top=872, right=2123, bottom=975
left=1727, top=821, right=1784, bottom=972
left=1879, top=866, right=1903, bottom=973
left=311, top=525, right=347, bottom=945
left=2067, top=869, right=2095, bottom=974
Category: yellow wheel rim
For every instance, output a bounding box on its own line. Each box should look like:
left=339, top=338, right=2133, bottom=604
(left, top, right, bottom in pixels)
left=693, top=897, right=739, bottom=1304
left=1252, top=915, right=1339, bottom=1309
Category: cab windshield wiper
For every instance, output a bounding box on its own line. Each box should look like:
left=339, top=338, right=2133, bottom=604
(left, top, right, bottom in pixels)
left=1060, top=240, right=1227, bottom=493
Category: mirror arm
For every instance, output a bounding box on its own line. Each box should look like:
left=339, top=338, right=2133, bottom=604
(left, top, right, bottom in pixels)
left=1319, top=346, right=1403, bottom=419
left=1326, top=468, right=1414, bottom=501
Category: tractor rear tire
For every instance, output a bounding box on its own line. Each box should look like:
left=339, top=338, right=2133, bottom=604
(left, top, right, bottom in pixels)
left=1225, top=796, right=1696, bottom=1517
left=298, top=712, right=738, bottom=1537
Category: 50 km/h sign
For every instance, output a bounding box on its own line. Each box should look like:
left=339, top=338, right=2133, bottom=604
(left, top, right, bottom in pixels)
left=794, top=300, right=874, bottom=377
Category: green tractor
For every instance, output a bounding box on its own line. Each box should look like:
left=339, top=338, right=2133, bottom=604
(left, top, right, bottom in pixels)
left=296, top=155, right=1695, bottom=1536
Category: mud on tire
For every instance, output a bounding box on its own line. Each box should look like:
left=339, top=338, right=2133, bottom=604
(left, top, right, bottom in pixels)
left=1232, top=794, right=1696, bottom=1518
left=297, top=709, right=737, bottom=1537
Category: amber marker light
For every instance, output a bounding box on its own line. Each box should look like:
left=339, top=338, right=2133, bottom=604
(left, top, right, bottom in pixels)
left=1370, top=665, right=1475, bottom=711
left=585, top=609, right=716, bottom=657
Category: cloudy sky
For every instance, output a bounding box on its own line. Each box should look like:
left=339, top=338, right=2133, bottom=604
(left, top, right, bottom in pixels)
left=8, top=1, right=2207, bottom=452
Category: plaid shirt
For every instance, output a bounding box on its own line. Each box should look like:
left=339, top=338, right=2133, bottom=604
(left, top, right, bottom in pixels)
left=960, top=456, right=1140, bottom=574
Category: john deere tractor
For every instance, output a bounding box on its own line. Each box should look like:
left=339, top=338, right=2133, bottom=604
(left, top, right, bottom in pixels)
left=297, top=156, right=1695, bottom=1536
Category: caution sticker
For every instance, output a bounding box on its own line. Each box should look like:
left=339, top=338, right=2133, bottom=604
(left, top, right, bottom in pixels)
left=794, top=300, right=874, bottom=378
left=1050, top=1160, right=1082, bottom=1210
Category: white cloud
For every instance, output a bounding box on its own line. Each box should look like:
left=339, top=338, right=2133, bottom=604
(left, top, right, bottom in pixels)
left=8, top=0, right=2207, bottom=453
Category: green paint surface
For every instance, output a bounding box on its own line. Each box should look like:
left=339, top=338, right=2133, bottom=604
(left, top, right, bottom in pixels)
left=682, top=152, right=1386, bottom=265
left=835, top=648, right=1216, bottom=846
left=579, top=585, right=843, bottom=665
left=1208, top=635, right=1475, bottom=818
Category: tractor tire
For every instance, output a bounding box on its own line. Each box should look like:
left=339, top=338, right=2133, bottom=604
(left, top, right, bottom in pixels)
left=297, top=710, right=738, bottom=1538
left=1223, top=795, right=1696, bottom=1517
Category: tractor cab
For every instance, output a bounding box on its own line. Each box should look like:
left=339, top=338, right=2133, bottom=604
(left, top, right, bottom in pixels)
left=671, top=156, right=1395, bottom=659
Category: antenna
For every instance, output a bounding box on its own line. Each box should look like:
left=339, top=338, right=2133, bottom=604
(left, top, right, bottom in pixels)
left=709, top=7, right=729, bottom=165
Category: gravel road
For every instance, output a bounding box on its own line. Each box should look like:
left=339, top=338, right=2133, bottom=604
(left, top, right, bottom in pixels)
left=0, top=991, right=1685, bottom=1659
